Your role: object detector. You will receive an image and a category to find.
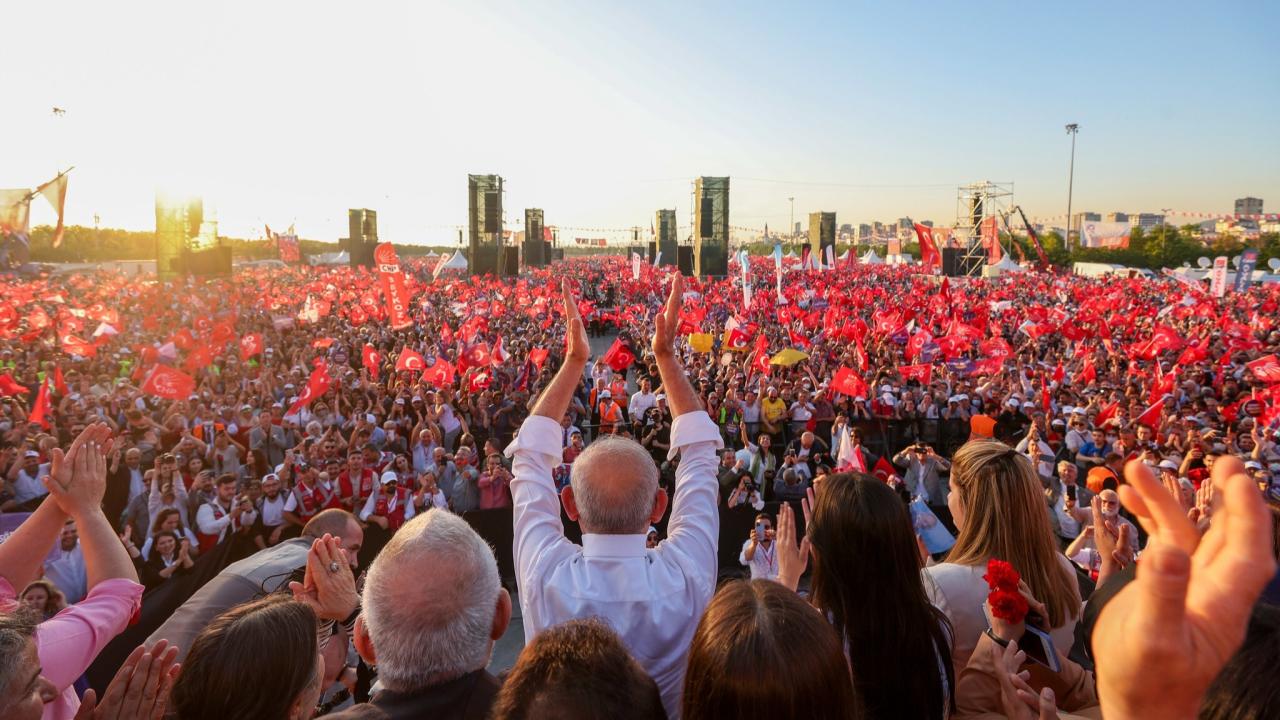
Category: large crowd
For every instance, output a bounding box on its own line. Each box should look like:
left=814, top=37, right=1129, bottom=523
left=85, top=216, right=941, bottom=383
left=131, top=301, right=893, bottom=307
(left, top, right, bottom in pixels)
left=1, top=252, right=1279, bottom=719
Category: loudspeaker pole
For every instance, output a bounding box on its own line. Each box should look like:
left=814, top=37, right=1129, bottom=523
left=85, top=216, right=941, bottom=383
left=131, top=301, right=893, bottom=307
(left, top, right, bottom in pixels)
left=1065, top=123, right=1079, bottom=251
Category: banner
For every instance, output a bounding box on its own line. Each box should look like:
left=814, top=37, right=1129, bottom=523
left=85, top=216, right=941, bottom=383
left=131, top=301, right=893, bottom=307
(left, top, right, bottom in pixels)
left=823, top=244, right=834, bottom=271
left=1081, top=221, right=1131, bottom=249
left=913, top=223, right=941, bottom=268
left=773, top=243, right=783, bottom=298
left=0, top=189, right=31, bottom=235
left=1234, top=248, right=1258, bottom=293
left=980, top=217, right=1001, bottom=263
left=740, top=250, right=752, bottom=309
left=631, top=252, right=641, bottom=281
left=374, top=243, right=414, bottom=330
left=277, top=232, right=300, bottom=263
left=1210, top=256, right=1229, bottom=297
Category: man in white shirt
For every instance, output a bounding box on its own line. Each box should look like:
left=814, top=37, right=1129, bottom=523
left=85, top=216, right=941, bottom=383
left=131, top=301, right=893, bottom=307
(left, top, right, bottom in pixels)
left=507, top=276, right=721, bottom=719
left=43, top=520, right=88, bottom=604
left=9, top=450, right=49, bottom=508
left=628, top=378, right=658, bottom=428
left=739, top=512, right=779, bottom=581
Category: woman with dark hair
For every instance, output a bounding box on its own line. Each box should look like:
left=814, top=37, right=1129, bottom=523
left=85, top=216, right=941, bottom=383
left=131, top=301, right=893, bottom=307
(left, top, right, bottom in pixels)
left=140, top=507, right=198, bottom=561
left=169, top=594, right=324, bottom=720
left=924, top=440, right=1081, bottom=673
left=782, top=472, right=954, bottom=720
left=682, top=579, right=861, bottom=720
left=139, top=530, right=194, bottom=590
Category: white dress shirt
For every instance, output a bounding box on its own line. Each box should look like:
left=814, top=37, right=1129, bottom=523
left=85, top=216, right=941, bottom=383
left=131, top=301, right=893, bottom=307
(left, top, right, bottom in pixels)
left=507, top=410, right=723, bottom=720
left=739, top=538, right=779, bottom=580
left=44, top=543, right=88, bottom=604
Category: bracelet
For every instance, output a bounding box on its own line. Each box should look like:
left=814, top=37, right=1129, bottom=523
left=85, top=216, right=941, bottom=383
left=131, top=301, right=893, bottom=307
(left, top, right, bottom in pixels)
left=984, top=627, right=1011, bottom=648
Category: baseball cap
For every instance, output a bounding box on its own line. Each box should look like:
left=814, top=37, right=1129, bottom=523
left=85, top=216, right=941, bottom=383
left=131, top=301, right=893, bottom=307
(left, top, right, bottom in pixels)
left=1158, top=460, right=1180, bottom=472
left=600, top=390, right=611, bottom=398
left=380, top=471, right=398, bottom=485
left=970, top=415, right=996, bottom=438
left=24, top=450, right=39, bottom=458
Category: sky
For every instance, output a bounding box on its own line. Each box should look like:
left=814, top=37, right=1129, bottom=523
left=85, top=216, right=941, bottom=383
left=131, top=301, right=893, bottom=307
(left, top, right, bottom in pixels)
left=4, top=0, right=1278, bottom=245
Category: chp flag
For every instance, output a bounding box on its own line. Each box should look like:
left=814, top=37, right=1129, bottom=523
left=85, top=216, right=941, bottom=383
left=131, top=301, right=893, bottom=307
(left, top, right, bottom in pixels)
left=1210, top=256, right=1229, bottom=298
left=140, top=365, right=196, bottom=401
left=374, top=243, right=414, bottom=330
left=1234, top=248, right=1259, bottom=293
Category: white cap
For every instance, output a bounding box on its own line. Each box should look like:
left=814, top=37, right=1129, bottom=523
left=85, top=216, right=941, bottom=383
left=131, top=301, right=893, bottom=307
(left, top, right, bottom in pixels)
left=1158, top=460, right=1180, bottom=471
left=380, top=471, right=398, bottom=485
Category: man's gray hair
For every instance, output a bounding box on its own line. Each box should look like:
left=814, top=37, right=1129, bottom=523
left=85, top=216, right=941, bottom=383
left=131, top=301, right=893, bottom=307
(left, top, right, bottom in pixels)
left=0, top=612, right=36, bottom=705
left=361, top=510, right=500, bottom=691
left=570, top=435, right=659, bottom=534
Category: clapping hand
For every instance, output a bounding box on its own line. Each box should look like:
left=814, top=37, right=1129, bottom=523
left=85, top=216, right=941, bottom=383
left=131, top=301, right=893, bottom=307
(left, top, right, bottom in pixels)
left=45, top=423, right=114, bottom=519
left=289, top=533, right=360, bottom=622
left=73, top=640, right=180, bottom=720
left=561, top=280, right=589, bottom=365
left=1092, top=457, right=1276, bottom=720
left=774, top=502, right=809, bottom=592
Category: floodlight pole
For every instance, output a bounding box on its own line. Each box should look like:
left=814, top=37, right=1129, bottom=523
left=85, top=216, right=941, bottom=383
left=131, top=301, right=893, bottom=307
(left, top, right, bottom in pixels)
left=1065, top=124, right=1079, bottom=250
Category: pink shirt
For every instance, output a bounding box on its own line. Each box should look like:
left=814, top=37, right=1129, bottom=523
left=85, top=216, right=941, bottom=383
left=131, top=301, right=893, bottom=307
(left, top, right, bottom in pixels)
left=477, top=471, right=512, bottom=510
left=0, top=577, right=144, bottom=720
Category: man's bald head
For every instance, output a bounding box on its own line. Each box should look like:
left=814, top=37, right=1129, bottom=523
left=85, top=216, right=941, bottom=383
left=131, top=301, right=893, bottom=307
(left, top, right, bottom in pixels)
left=568, top=436, right=662, bottom=534
left=356, top=510, right=509, bottom=692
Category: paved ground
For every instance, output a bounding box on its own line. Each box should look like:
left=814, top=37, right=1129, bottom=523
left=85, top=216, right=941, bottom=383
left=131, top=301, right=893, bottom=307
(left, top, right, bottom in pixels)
left=487, top=330, right=624, bottom=674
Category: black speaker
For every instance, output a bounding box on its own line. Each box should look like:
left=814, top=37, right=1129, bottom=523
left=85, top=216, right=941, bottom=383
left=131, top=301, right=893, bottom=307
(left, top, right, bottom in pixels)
left=699, top=197, right=714, bottom=237
left=544, top=241, right=554, bottom=263
left=349, top=241, right=375, bottom=269
left=970, top=197, right=983, bottom=228
left=648, top=241, right=657, bottom=263
left=185, top=199, right=203, bottom=240
left=182, top=246, right=231, bottom=277
left=677, top=246, right=694, bottom=276
left=522, top=239, right=543, bottom=268
left=484, top=192, right=501, bottom=233
left=942, top=248, right=962, bottom=277
left=503, top=248, right=520, bottom=277
left=698, top=243, right=728, bottom=277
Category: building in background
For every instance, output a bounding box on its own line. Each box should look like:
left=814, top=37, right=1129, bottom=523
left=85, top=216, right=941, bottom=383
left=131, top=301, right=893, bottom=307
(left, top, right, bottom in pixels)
left=1235, top=197, right=1264, bottom=215
left=1105, top=212, right=1129, bottom=223
left=858, top=223, right=871, bottom=240
left=1132, top=213, right=1165, bottom=230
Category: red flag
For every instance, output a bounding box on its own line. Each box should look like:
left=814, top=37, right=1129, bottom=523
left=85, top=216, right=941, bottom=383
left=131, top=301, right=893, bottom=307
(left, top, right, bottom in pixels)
left=0, top=374, right=27, bottom=397
left=752, top=348, right=772, bottom=376
left=872, top=456, right=899, bottom=484
left=60, top=332, right=96, bottom=357
left=528, top=347, right=549, bottom=370
left=1079, top=356, right=1097, bottom=384
left=831, top=367, right=868, bottom=398
left=1134, top=400, right=1163, bottom=429
left=462, top=343, right=492, bottom=369
left=140, top=365, right=196, bottom=401
left=396, top=348, right=427, bottom=373
left=602, top=338, right=635, bottom=372
left=362, top=344, right=382, bottom=379
left=289, top=364, right=332, bottom=415
left=183, top=344, right=216, bottom=373
left=239, top=333, right=264, bottom=360
left=53, top=366, right=69, bottom=396
left=1042, top=384, right=1052, bottom=413
left=1177, top=341, right=1208, bottom=366
left=492, top=337, right=511, bottom=366
left=424, top=357, right=456, bottom=388
left=914, top=223, right=941, bottom=268
left=28, top=378, right=52, bottom=429
left=1247, top=355, right=1280, bottom=385
left=726, top=326, right=751, bottom=351
left=1095, top=400, right=1120, bottom=426
left=468, top=368, right=492, bottom=393
left=907, top=328, right=933, bottom=361
left=788, top=326, right=811, bottom=349
left=852, top=337, right=869, bottom=372
left=374, top=243, right=414, bottom=330
left=899, top=364, right=933, bottom=385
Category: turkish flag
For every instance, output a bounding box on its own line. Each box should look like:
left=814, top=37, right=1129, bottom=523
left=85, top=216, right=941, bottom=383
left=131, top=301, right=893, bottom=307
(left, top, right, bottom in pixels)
left=53, top=366, right=69, bottom=396
left=396, top=349, right=427, bottom=373
left=1134, top=400, right=1163, bottom=429
left=528, top=347, right=549, bottom=370
left=492, top=337, right=511, bottom=366
left=60, top=332, right=97, bottom=357
left=788, top=327, right=811, bottom=349
left=239, top=334, right=264, bottom=360
left=289, top=364, right=332, bottom=415
left=852, top=338, right=869, bottom=372
left=907, top=329, right=933, bottom=361
left=1177, top=341, right=1208, bottom=365
left=1053, top=362, right=1065, bottom=385
left=727, top=326, right=751, bottom=351
left=914, top=223, right=941, bottom=268
left=1079, top=356, right=1097, bottom=384
left=752, top=348, right=772, bottom=376
left=469, top=369, right=492, bottom=393
left=831, top=367, right=868, bottom=398
left=1095, top=400, right=1120, bottom=426
left=462, top=343, right=492, bottom=370
left=141, top=365, right=197, bottom=401
left=1247, top=355, right=1280, bottom=384
left=899, top=364, right=933, bottom=385
left=183, top=344, right=217, bottom=373
left=424, top=357, right=455, bottom=388
left=363, top=344, right=382, bottom=379
left=0, top=373, right=27, bottom=397
left=602, top=338, right=635, bottom=372
left=28, top=378, right=53, bottom=429
left=871, top=456, right=899, bottom=484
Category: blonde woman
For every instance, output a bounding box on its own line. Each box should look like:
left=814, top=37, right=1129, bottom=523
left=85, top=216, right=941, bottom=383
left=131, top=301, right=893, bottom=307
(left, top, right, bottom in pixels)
left=924, top=439, right=1081, bottom=673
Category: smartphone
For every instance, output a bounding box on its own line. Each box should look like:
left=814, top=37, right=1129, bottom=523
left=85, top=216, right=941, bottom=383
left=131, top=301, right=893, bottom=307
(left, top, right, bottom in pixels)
left=1066, top=485, right=1077, bottom=501
left=981, top=603, right=1061, bottom=673
left=755, top=521, right=765, bottom=540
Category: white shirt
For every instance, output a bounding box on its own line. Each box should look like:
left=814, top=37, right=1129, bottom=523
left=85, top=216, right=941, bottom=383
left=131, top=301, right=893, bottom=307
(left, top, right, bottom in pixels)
left=124, top=466, right=147, bottom=504
left=12, top=463, right=50, bottom=504
left=44, top=543, right=88, bottom=605
left=359, top=485, right=417, bottom=523
left=629, top=391, right=657, bottom=420
left=507, top=411, right=723, bottom=720
left=1053, top=494, right=1083, bottom=538
left=259, top=493, right=288, bottom=528
left=739, top=538, right=779, bottom=580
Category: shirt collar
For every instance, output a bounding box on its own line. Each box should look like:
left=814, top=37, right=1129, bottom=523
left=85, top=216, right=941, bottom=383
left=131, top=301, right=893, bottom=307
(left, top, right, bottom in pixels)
left=581, top=533, right=649, bottom=558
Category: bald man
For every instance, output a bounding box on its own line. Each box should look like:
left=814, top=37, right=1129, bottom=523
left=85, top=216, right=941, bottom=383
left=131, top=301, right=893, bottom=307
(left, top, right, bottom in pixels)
left=506, top=276, right=722, bottom=719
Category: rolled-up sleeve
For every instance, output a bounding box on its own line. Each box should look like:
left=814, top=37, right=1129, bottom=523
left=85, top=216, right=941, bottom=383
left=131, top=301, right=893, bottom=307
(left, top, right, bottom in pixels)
left=36, top=578, right=144, bottom=690
left=662, top=411, right=724, bottom=596
left=506, top=416, right=577, bottom=633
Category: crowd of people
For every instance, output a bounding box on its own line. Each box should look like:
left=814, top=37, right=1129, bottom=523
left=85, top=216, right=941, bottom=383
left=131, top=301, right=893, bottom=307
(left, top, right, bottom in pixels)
left=1, top=251, right=1279, bottom=719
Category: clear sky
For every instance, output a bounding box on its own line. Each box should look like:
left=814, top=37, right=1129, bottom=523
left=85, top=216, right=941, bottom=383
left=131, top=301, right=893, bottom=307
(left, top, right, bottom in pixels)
left=4, top=0, right=1278, bottom=244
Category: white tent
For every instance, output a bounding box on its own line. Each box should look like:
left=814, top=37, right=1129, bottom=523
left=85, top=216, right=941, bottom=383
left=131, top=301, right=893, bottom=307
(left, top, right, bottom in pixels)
left=308, top=251, right=349, bottom=266
left=994, top=255, right=1025, bottom=273
left=441, top=251, right=468, bottom=271
left=838, top=248, right=851, bottom=261
left=860, top=249, right=884, bottom=265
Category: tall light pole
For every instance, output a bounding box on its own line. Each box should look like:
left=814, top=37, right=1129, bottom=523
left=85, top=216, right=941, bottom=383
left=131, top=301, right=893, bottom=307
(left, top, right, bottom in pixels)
left=788, top=197, right=795, bottom=241
left=1064, top=123, right=1079, bottom=250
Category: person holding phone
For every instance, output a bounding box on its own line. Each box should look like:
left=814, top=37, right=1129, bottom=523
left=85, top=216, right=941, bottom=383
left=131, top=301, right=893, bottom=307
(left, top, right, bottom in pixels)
left=739, top=513, right=777, bottom=581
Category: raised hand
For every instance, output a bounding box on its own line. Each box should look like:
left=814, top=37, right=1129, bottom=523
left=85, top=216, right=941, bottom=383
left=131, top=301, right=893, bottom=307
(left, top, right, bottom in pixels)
left=652, top=272, right=683, bottom=359
left=74, top=640, right=180, bottom=720
left=45, top=423, right=114, bottom=519
left=1093, top=457, right=1276, bottom=720
left=774, top=502, right=809, bottom=592
left=289, top=533, right=360, bottom=622
left=561, top=279, right=589, bottom=364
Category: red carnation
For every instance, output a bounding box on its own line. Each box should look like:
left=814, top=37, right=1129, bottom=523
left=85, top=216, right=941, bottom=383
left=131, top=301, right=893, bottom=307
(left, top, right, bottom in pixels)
left=988, top=588, right=1030, bottom=624
left=983, top=558, right=1021, bottom=592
